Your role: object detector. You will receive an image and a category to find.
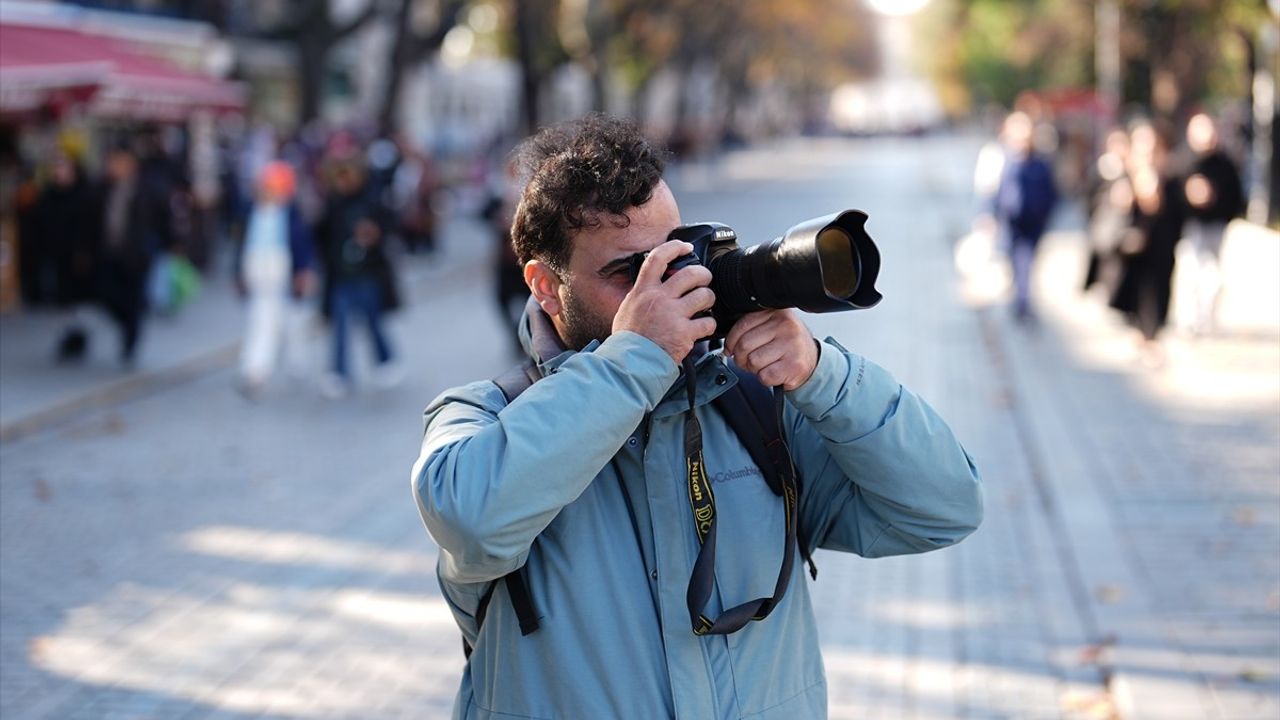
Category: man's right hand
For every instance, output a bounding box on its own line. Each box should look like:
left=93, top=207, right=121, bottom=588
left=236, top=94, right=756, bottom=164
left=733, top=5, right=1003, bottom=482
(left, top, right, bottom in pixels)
left=612, top=240, right=717, bottom=363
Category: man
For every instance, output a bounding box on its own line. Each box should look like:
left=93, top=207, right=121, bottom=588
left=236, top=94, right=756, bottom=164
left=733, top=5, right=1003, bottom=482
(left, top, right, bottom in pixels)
left=1181, top=112, right=1244, bottom=336
left=97, top=144, right=171, bottom=366
left=412, top=114, right=982, bottom=719
left=316, top=152, right=400, bottom=397
left=992, top=111, right=1058, bottom=324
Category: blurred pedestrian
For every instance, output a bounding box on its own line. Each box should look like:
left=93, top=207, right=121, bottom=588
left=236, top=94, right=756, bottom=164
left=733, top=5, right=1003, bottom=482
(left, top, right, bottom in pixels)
left=481, top=158, right=526, bottom=355
left=96, top=144, right=171, bottom=367
left=1083, top=128, right=1133, bottom=297
left=1109, top=120, right=1186, bottom=364
left=233, top=161, right=316, bottom=400
left=392, top=140, right=440, bottom=257
left=1180, top=112, right=1244, bottom=336
left=316, top=154, right=402, bottom=398
left=992, top=111, right=1058, bottom=324
left=39, top=152, right=99, bottom=362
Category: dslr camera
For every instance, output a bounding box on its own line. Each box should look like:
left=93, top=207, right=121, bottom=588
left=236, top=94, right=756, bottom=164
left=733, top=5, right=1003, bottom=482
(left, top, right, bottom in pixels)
left=627, top=210, right=882, bottom=338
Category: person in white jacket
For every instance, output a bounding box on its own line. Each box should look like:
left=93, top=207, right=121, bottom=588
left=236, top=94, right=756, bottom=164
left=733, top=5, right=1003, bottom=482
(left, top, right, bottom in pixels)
left=235, top=161, right=316, bottom=399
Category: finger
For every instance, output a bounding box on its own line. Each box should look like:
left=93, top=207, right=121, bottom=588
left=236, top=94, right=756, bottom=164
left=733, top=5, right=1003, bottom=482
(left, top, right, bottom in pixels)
left=729, top=324, right=778, bottom=366
left=634, top=240, right=693, bottom=288
left=724, top=311, right=781, bottom=358
left=723, top=310, right=780, bottom=355
left=694, top=316, right=718, bottom=339
left=663, top=263, right=713, bottom=296
left=677, top=286, right=716, bottom=316
left=739, top=341, right=787, bottom=374
left=755, top=358, right=792, bottom=388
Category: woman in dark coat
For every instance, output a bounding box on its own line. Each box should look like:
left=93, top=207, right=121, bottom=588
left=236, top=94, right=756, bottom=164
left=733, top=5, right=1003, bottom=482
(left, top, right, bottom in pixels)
left=1109, top=120, right=1186, bottom=358
left=39, top=153, right=99, bottom=360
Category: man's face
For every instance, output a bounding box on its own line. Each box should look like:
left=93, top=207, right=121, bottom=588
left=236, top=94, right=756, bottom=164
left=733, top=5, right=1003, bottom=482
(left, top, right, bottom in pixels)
left=552, top=180, right=682, bottom=350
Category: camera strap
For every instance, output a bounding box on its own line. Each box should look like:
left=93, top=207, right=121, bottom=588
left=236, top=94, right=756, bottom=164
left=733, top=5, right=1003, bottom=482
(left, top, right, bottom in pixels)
left=681, top=356, right=799, bottom=636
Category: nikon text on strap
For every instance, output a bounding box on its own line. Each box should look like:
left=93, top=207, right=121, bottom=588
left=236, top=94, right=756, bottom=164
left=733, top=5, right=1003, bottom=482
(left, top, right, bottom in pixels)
left=680, top=356, right=800, bottom=635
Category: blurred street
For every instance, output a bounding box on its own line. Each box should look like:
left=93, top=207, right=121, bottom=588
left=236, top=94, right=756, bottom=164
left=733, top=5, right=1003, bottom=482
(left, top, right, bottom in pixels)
left=0, top=133, right=1276, bottom=719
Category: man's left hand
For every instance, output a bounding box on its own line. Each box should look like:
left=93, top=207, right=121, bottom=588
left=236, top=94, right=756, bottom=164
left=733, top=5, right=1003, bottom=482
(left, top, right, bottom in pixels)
left=723, top=309, right=818, bottom=391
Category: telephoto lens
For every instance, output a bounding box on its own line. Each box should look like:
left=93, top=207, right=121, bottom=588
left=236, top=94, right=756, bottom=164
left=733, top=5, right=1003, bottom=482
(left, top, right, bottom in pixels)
left=709, top=210, right=881, bottom=326
left=627, top=210, right=881, bottom=338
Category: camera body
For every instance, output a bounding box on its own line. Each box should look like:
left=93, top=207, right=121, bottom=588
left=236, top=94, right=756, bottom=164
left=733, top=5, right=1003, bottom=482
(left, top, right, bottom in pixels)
left=626, top=210, right=882, bottom=338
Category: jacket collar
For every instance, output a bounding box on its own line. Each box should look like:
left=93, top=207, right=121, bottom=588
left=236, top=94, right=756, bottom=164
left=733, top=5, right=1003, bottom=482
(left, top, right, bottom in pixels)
left=516, top=297, right=736, bottom=417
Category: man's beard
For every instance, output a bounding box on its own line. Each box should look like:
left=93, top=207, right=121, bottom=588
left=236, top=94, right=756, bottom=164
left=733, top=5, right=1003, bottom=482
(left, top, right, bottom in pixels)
left=557, top=284, right=613, bottom=351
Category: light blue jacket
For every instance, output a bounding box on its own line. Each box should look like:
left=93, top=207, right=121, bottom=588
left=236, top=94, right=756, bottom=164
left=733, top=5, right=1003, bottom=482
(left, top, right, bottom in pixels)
left=413, top=308, right=982, bottom=719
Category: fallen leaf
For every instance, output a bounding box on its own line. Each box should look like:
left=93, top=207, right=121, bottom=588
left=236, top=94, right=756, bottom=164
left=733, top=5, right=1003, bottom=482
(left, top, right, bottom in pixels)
left=27, top=636, right=53, bottom=663
left=1080, top=634, right=1119, bottom=665
left=1060, top=690, right=1120, bottom=719
left=1095, top=584, right=1126, bottom=605
left=1239, top=668, right=1268, bottom=684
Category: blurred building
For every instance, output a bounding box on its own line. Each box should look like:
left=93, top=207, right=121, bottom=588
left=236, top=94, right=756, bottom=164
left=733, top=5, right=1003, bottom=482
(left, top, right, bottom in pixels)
left=0, top=0, right=245, bottom=311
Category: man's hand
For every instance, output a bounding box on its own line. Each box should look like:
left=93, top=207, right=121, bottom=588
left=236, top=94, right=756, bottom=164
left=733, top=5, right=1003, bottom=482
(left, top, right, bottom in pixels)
left=724, top=309, right=818, bottom=391
left=613, top=240, right=717, bottom=363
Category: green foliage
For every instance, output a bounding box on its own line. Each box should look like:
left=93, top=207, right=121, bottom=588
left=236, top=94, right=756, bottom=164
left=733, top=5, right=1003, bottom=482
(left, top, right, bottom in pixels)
left=922, top=0, right=1274, bottom=117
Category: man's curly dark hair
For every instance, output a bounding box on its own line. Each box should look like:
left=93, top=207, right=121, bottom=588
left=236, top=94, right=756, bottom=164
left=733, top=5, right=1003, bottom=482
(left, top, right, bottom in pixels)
left=511, top=114, right=667, bottom=272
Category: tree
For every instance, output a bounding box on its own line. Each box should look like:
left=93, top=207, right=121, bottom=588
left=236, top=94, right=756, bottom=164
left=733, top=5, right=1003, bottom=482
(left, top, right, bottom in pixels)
left=378, top=0, right=470, bottom=135
left=262, top=0, right=381, bottom=126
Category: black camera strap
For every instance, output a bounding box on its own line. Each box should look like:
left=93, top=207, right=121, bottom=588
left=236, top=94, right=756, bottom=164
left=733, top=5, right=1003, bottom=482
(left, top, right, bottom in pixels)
left=681, top=356, right=799, bottom=636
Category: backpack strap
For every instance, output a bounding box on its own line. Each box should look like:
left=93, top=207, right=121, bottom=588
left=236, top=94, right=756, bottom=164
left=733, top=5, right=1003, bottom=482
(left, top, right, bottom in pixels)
left=463, top=359, right=543, bottom=660
left=493, top=358, right=540, bottom=403
left=714, top=362, right=819, bottom=580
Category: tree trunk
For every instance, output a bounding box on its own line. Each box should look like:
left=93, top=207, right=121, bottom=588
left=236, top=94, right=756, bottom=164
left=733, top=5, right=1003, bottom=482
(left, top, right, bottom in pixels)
left=378, top=0, right=415, bottom=136
left=298, top=37, right=327, bottom=127
left=514, top=0, right=542, bottom=134
left=589, top=58, right=608, bottom=114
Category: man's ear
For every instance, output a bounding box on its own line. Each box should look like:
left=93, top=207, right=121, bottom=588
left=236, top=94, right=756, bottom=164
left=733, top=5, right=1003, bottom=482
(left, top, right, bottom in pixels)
left=524, top=260, right=563, bottom=317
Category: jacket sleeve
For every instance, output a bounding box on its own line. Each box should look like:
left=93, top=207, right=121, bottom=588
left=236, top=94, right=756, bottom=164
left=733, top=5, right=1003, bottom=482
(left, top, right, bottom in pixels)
left=411, top=332, right=679, bottom=584
left=787, top=338, right=983, bottom=558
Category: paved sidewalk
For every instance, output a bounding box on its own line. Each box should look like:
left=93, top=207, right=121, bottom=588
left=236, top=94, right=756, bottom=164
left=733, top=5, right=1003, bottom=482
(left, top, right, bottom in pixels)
left=0, top=214, right=494, bottom=443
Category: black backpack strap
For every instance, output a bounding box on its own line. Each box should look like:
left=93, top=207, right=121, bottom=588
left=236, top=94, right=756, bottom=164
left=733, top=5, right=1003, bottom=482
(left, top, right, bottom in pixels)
left=463, top=580, right=500, bottom=659
left=714, top=362, right=818, bottom=580
left=504, top=567, right=541, bottom=635
left=464, top=360, right=545, bottom=659
left=715, top=364, right=790, bottom=496
left=493, top=358, right=540, bottom=403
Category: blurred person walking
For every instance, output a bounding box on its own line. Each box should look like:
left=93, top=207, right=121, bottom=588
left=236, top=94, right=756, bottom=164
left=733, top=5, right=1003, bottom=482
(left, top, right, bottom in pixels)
left=96, top=144, right=172, bottom=367
left=316, top=154, right=402, bottom=398
left=1109, top=120, right=1186, bottom=364
left=1083, top=128, right=1134, bottom=298
left=39, top=152, right=99, bottom=362
left=233, top=161, right=316, bottom=400
left=482, top=158, right=527, bottom=355
left=1180, top=112, right=1244, bottom=336
left=392, top=141, right=440, bottom=257
left=992, top=111, right=1059, bottom=324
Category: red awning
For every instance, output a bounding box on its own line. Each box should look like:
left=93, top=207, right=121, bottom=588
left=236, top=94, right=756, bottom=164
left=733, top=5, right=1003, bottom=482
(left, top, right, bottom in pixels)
left=0, top=21, right=243, bottom=121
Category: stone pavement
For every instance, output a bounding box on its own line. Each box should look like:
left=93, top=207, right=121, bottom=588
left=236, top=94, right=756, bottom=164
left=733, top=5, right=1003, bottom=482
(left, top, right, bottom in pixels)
left=1, top=134, right=1277, bottom=719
